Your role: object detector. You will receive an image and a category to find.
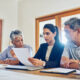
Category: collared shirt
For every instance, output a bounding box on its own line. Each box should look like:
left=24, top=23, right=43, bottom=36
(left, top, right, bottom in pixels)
left=62, top=42, right=80, bottom=60
left=0, top=44, right=32, bottom=60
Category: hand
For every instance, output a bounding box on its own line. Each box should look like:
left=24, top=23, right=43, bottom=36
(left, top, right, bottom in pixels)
left=60, top=56, right=70, bottom=68
left=68, top=60, right=79, bottom=69
left=28, top=58, right=45, bottom=67
left=61, top=57, right=79, bottom=69
left=0, top=60, right=5, bottom=64
left=4, top=59, right=19, bottom=65
left=10, top=50, right=17, bottom=58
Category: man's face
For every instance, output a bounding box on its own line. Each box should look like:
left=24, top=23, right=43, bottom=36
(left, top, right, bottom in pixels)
left=43, top=28, right=56, bottom=44
left=64, top=25, right=80, bottom=44
left=12, top=36, right=23, bottom=48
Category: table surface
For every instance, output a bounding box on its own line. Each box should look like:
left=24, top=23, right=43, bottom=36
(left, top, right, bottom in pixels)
left=7, top=68, right=80, bottom=79
left=0, top=68, right=80, bottom=80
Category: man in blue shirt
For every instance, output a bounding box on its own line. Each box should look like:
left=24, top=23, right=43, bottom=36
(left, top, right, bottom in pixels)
left=0, top=30, right=32, bottom=65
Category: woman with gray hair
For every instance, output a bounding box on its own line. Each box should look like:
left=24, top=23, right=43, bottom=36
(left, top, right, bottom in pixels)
left=0, top=30, right=32, bottom=65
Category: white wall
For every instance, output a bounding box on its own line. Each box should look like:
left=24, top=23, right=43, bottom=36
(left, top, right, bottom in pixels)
left=0, top=0, right=18, bottom=51
left=18, top=0, right=80, bottom=55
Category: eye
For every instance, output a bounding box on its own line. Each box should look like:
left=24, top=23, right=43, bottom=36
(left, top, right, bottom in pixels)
left=43, top=32, right=50, bottom=36
left=46, top=32, right=50, bottom=35
left=21, top=39, right=23, bottom=41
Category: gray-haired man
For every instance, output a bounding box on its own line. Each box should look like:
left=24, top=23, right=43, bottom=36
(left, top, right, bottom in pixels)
left=60, top=17, right=80, bottom=69
left=0, top=30, right=32, bottom=65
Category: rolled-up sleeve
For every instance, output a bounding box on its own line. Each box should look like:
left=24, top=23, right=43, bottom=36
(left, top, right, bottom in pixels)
left=62, top=47, right=69, bottom=58
left=0, top=49, right=7, bottom=60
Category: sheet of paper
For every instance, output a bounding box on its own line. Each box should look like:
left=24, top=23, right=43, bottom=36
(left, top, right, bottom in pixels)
left=12, top=48, right=33, bottom=66
left=41, top=68, right=76, bottom=74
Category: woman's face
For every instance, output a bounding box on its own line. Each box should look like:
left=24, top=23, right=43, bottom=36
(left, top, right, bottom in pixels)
left=43, top=28, right=56, bottom=45
left=12, top=36, right=23, bottom=48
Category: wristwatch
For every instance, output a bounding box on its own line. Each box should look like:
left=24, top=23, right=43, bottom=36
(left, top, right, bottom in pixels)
left=78, top=62, right=80, bottom=70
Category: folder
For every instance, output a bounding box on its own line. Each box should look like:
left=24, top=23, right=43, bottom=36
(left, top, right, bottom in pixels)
left=40, top=68, right=76, bottom=74
left=0, top=64, right=43, bottom=71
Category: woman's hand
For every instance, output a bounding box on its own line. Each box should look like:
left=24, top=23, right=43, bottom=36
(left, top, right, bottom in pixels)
left=28, top=58, right=45, bottom=67
left=4, top=59, right=19, bottom=65
left=10, top=50, right=17, bottom=58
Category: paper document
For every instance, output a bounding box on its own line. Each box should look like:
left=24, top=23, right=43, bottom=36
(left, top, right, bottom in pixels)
left=12, top=48, right=33, bottom=66
left=40, top=68, right=76, bottom=74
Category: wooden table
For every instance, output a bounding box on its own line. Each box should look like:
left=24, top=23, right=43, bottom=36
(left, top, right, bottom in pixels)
left=7, top=69, right=80, bottom=80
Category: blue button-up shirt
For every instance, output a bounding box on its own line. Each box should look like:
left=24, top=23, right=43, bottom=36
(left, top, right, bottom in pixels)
left=0, top=44, right=32, bottom=60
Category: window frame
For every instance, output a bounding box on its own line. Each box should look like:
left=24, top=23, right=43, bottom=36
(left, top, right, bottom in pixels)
left=35, top=8, right=80, bottom=53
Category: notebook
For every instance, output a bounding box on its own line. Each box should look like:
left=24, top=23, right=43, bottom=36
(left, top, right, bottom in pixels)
left=40, top=68, right=76, bottom=74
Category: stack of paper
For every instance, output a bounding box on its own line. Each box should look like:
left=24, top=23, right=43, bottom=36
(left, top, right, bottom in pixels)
left=12, top=48, right=33, bottom=66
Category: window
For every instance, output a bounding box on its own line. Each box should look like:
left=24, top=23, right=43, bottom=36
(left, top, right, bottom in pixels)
left=35, top=8, right=80, bottom=52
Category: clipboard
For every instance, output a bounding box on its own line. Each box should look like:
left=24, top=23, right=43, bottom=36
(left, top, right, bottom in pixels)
left=40, top=68, right=76, bottom=74
left=5, top=65, right=43, bottom=71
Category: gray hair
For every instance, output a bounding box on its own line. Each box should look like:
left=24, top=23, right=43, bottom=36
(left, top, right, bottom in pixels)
left=64, top=17, right=80, bottom=30
left=10, top=30, right=22, bottom=41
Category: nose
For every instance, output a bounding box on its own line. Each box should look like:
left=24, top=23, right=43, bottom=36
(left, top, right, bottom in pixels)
left=44, top=34, right=47, bottom=39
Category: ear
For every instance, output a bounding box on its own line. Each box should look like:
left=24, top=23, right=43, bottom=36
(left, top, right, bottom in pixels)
left=54, top=32, right=56, bottom=37
left=77, top=28, right=80, bottom=33
left=11, top=41, right=14, bottom=44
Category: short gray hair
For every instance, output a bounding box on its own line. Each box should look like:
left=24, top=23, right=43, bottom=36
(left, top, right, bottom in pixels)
left=10, top=30, right=22, bottom=41
left=64, top=17, right=80, bottom=30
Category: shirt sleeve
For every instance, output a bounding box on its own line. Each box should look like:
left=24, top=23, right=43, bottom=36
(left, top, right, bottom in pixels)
left=62, top=47, right=69, bottom=58
left=0, top=49, right=7, bottom=60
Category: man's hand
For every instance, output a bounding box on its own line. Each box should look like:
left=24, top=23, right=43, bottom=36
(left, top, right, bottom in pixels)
left=68, top=59, right=79, bottom=69
left=60, top=56, right=70, bottom=68
left=28, top=58, right=45, bottom=67
left=61, top=56, right=79, bottom=69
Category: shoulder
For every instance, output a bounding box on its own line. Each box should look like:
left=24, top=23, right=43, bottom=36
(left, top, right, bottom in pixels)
left=7, top=45, right=14, bottom=50
left=1, top=45, right=14, bottom=53
left=40, top=43, right=48, bottom=47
